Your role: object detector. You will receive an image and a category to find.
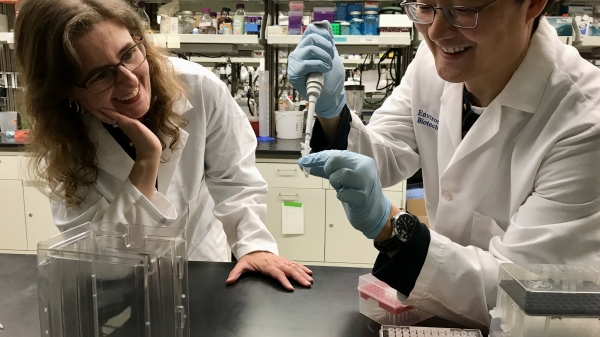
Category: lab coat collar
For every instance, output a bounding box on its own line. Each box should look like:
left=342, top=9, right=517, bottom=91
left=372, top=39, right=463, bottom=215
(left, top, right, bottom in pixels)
left=88, top=97, right=192, bottom=193
left=500, top=17, right=556, bottom=114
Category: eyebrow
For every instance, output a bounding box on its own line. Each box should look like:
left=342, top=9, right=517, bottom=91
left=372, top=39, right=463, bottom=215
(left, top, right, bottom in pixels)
left=82, top=41, right=136, bottom=80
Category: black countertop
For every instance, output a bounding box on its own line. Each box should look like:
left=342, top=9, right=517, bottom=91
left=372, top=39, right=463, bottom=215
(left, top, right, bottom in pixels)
left=255, top=138, right=303, bottom=157
left=0, top=254, right=462, bottom=337
left=0, top=133, right=301, bottom=156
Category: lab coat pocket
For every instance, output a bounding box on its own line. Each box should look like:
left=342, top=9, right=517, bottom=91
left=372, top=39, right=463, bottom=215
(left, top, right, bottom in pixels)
left=470, top=213, right=505, bottom=250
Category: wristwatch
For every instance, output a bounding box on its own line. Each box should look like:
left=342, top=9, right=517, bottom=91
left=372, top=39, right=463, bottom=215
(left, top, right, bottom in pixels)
left=373, top=210, right=418, bottom=253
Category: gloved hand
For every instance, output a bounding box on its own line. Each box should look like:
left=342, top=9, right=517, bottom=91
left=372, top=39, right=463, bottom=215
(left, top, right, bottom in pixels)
left=287, top=21, right=346, bottom=118
left=298, top=150, right=391, bottom=239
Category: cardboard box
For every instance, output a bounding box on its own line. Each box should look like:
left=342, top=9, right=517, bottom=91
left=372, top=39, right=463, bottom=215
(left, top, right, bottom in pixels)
left=407, top=198, right=429, bottom=228
left=406, top=198, right=426, bottom=215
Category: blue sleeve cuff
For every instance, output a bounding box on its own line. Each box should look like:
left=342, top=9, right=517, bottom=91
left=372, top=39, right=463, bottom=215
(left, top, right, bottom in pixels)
left=309, top=104, right=352, bottom=152
left=372, top=220, right=431, bottom=297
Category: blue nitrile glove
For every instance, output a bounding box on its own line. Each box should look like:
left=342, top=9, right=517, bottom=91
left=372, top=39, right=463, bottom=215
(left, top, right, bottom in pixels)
left=287, top=21, right=346, bottom=119
left=298, top=150, right=391, bottom=239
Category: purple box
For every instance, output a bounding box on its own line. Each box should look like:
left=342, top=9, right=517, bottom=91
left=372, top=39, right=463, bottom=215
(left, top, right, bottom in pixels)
left=313, top=7, right=335, bottom=23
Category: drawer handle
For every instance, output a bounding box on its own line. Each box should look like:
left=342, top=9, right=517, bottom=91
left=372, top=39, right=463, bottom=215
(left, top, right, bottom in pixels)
left=278, top=193, right=299, bottom=197
left=276, top=169, right=297, bottom=176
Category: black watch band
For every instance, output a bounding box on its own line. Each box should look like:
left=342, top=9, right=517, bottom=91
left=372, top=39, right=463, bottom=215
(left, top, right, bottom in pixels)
left=373, top=210, right=418, bottom=254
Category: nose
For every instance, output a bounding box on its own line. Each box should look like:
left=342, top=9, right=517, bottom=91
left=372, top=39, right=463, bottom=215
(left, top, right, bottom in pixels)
left=427, top=10, right=458, bottom=43
left=114, top=64, right=139, bottom=88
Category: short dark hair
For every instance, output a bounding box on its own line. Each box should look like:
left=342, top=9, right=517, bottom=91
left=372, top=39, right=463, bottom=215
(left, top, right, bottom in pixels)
left=514, top=0, right=554, bottom=32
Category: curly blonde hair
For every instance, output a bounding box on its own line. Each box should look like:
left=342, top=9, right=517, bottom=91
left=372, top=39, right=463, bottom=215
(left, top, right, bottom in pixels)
left=15, top=0, right=188, bottom=207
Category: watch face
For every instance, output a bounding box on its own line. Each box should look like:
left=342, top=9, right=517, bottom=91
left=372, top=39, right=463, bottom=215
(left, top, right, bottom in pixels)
left=395, top=213, right=416, bottom=243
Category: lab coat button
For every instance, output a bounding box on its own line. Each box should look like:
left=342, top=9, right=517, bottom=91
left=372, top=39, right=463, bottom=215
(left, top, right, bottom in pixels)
left=442, top=190, right=453, bottom=201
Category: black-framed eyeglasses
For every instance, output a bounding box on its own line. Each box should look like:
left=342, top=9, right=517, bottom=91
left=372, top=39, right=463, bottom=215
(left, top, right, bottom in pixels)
left=76, top=37, right=147, bottom=94
left=401, top=0, right=503, bottom=29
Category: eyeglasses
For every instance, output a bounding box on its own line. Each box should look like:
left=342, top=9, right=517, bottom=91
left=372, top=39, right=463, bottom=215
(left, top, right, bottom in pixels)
left=77, top=38, right=147, bottom=94
left=401, top=0, right=503, bottom=29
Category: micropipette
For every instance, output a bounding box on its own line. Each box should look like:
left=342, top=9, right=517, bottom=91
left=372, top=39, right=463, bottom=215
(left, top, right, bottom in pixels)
left=300, top=72, right=324, bottom=176
left=299, top=21, right=329, bottom=176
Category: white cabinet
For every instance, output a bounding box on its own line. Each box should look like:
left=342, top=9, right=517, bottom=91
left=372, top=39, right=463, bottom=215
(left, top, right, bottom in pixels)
left=0, top=153, right=58, bottom=253
left=325, top=190, right=404, bottom=264
left=23, top=184, right=59, bottom=250
left=0, top=155, right=18, bottom=180
left=0, top=179, right=27, bottom=250
left=257, top=159, right=406, bottom=266
left=264, top=187, right=326, bottom=262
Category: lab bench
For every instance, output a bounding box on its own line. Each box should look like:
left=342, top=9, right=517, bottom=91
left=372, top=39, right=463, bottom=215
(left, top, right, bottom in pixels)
left=0, top=138, right=406, bottom=267
left=0, top=254, right=461, bottom=337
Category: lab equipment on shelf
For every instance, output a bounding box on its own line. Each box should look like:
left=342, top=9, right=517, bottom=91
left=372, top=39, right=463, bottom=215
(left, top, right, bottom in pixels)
left=340, top=21, right=350, bottom=35
left=198, top=8, right=212, bottom=34
left=37, top=222, right=189, bottom=337
left=489, top=263, right=600, bottom=337
left=363, top=10, right=379, bottom=35
left=180, top=11, right=195, bottom=34
left=359, top=274, right=433, bottom=326
left=335, top=3, right=348, bottom=21
left=350, top=18, right=364, bottom=35
left=233, top=4, right=245, bottom=35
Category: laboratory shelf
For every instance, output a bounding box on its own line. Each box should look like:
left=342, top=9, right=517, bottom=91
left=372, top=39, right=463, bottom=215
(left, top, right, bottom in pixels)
left=147, top=34, right=260, bottom=50
left=267, top=34, right=412, bottom=47
left=189, top=56, right=262, bottom=65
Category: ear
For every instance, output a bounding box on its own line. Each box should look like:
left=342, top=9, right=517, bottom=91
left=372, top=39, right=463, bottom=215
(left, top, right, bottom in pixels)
left=526, top=0, right=548, bottom=23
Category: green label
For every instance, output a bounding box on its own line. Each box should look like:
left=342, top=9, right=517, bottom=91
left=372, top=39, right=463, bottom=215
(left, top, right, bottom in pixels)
left=283, top=202, right=303, bottom=208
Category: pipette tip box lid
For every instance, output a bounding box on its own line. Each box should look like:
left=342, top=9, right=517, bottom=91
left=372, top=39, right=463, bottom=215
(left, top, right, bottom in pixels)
left=37, top=222, right=189, bottom=337
left=490, top=264, right=600, bottom=337
left=359, top=274, right=432, bottom=326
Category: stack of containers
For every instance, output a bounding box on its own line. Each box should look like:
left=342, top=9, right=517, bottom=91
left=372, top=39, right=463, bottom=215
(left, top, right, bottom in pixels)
left=288, top=1, right=304, bottom=35
left=363, top=2, right=379, bottom=35
left=347, top=3, right=363, bottom=35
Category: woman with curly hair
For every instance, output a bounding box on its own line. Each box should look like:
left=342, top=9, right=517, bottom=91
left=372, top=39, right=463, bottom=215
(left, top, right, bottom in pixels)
left=15, top=0, right=312, bottom=291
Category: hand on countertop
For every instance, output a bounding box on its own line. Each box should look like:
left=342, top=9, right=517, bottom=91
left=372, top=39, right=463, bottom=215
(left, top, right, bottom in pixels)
left=226, top=251, right=313, bottom=291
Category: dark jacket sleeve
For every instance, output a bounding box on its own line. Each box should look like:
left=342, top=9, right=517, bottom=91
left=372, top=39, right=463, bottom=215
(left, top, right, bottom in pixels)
left=372, top=221, right=431, bottom=297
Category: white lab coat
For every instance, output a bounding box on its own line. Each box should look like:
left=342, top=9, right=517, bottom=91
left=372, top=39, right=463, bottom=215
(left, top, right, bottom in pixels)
left=51, top=57, right=278, bottom=261
left=350, top=18, right=600, bottom=329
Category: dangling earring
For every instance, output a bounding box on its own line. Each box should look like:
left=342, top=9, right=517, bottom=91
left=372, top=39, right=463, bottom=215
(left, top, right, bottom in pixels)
left=69, top=100, right=81, bottom=113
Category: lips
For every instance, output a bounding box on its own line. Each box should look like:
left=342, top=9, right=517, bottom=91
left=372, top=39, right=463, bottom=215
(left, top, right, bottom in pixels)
left=116, top=86, right=139, bottom=101
left=440, top=46, right=471, bottom=54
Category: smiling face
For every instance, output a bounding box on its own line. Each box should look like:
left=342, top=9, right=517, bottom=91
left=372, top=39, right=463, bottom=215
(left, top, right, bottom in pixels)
left=415, top=0, right=532, bottom=85
left=69, top=20, right=151, bottom=122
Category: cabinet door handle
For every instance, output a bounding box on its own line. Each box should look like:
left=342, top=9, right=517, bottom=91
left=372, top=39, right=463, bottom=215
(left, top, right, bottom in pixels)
left=276, top=169, right=297, bottom=176
left=29, top=213, right=33, bottom=217
left=329, top=224, right=334, bottom=228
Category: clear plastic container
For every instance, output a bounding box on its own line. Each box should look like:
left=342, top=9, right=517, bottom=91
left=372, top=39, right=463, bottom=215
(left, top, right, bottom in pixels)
left=37, top=222, right=189, bottom=337
left=489, top=264, right=600, bottom=337
left=198, top=8, right=212, bottom=34
left=358, top=274, right=432, bottom=326
left=380, top=325, right=483, bottom=337
left=340, top=21, right=350, bottom=35
left=350, top=18, right=363, bottom=35
left=363, top=10, right=379, bottom=35
left=180, top=11, right=195, bottom=34
left=0, top=111, right=17, bottom=133
left=233, top=4, right=245, bottom=35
